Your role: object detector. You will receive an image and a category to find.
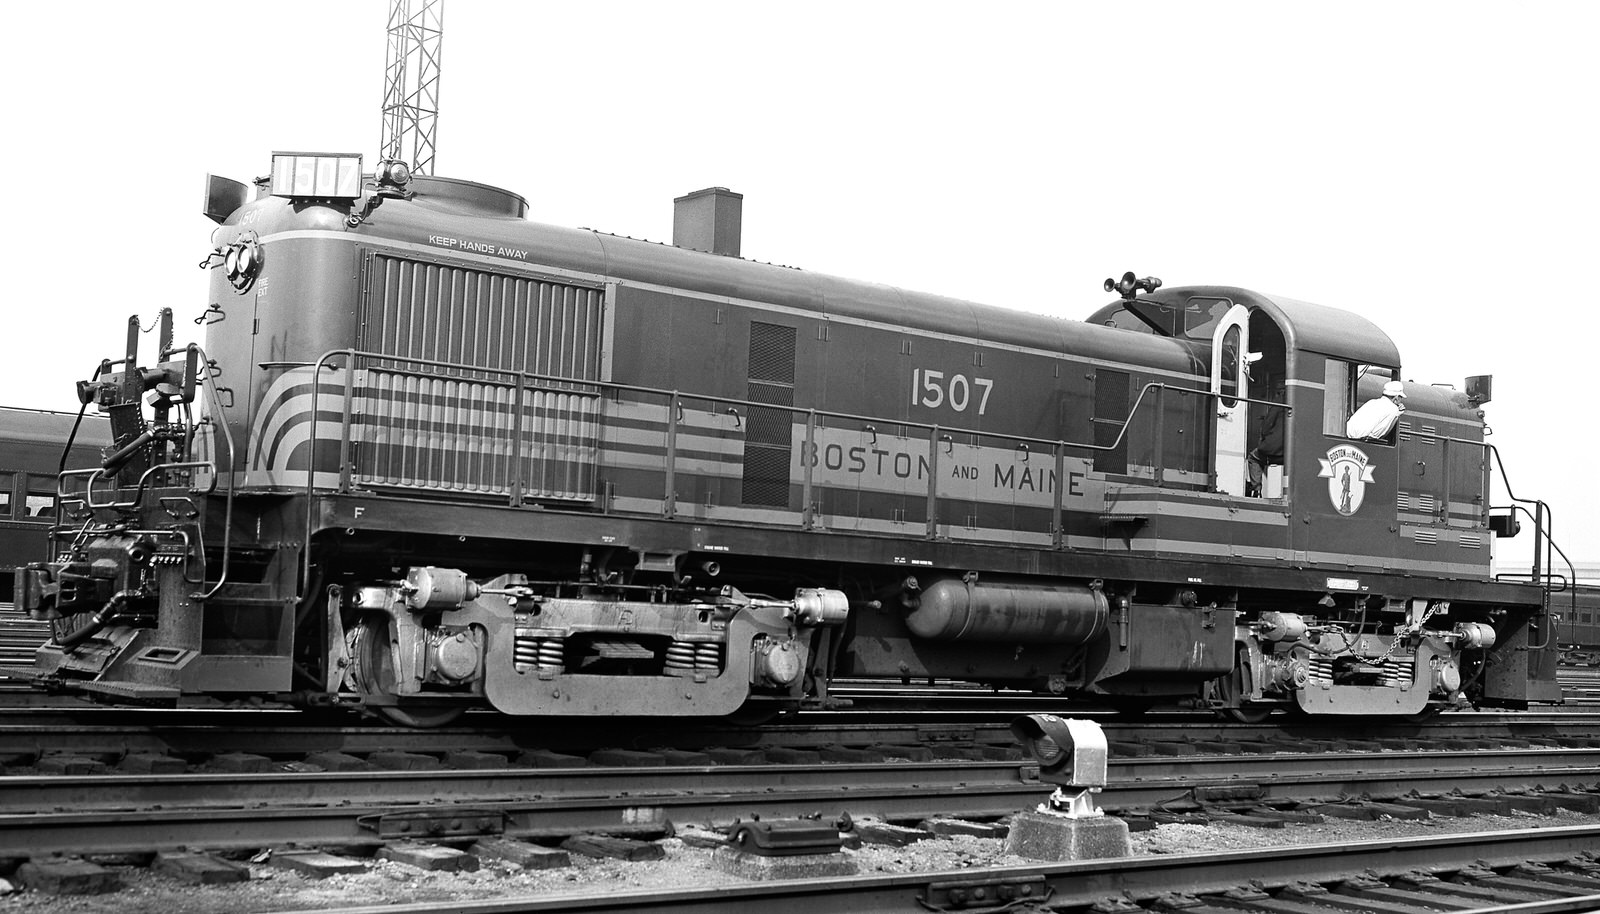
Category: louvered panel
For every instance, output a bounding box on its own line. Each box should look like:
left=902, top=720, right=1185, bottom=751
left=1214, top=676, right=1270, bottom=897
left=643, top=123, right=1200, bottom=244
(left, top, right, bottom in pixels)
left=522, top=389, right=600, bottom=500
left=1414, top=529, right=1439, bottom=545
left=355, top=371, right=596, bottom=500
left=1460, top=533, right=1482, bottom=549
left=354, top=254, right=603, bottom=502
left=364, top=255, right=603, bottom=381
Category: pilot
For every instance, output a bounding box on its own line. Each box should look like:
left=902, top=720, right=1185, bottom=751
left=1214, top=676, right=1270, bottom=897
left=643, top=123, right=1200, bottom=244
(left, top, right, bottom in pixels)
left=1346, top=380, right=1405, bottom=440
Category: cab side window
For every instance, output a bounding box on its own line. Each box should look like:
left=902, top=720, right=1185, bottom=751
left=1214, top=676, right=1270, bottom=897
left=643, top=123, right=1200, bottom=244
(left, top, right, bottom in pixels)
left=0, top=472, right=12, bottom=518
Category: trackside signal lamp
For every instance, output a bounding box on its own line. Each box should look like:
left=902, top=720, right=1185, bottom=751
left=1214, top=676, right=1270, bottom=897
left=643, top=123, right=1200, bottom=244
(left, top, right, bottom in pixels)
left=1011, top=714, right=1108, bottom=818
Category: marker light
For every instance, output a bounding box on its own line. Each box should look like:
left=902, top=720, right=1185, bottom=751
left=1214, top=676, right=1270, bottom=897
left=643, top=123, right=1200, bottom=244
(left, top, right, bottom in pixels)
left=270, top=152, right=363, bottom=199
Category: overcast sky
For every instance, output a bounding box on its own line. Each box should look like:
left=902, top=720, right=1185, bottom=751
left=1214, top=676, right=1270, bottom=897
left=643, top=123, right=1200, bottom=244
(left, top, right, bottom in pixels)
left=7, top=1, right=1595, bottom=567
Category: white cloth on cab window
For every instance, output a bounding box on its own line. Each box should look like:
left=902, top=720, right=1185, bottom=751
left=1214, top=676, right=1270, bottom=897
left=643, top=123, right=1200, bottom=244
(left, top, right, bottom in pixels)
left=1345, top=396, right=1400, bottom=439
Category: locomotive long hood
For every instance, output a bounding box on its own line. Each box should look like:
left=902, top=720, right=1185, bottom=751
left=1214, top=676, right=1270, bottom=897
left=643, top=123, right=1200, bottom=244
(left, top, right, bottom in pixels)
left=218, top=175, right=1203, bottom=374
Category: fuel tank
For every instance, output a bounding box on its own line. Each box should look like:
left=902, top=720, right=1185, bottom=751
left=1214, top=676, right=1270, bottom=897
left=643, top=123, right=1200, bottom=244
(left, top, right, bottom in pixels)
left=904, top=578, right=1108, bottom=644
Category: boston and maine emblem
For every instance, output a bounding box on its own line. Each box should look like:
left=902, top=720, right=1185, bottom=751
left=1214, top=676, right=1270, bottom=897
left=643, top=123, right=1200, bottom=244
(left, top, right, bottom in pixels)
left=1318, top=445, right=1376, bottom=516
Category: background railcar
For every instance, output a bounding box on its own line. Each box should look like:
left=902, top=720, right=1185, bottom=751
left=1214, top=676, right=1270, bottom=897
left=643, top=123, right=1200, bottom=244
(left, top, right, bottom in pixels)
left=0, top=408, right=111, bottom=602
left=0, top=408, right=109, bottom=665
left=8, top=155, right=1564, bottom=724
left=1558, top=584, right=1600, bottom=665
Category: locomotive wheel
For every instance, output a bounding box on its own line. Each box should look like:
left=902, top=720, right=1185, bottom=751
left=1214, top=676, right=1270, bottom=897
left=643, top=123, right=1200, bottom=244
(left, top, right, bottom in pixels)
left=1212, top=646, right=1273, bottom=724
left=349, top=618, right=467, bottom=728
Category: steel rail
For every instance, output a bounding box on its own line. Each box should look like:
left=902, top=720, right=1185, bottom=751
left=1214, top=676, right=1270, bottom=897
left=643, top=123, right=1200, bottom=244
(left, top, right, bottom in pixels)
left=252, top=825, right=1600, bottom=914
left=5, top=747, right=1600, bottom=815
left=4, top=710, right=1600, bottom=760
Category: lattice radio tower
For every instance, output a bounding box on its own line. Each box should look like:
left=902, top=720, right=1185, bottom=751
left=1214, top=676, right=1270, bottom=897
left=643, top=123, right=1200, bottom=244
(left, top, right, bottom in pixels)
left=380, top=0, right=443, bottom=176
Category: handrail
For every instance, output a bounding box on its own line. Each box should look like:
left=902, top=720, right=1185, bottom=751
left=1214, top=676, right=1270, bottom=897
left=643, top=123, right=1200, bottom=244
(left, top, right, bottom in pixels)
left=287, top=349, right=1270, bottom=598
left=192, top=345, right=237, bottom=601
left=50, top=345, right=236, bottom=602
left=299, top=347, right=1230, bottom=469
left=1435, top=434, right=1569, bottom=649
left=61, top=461, right=215, bottom=512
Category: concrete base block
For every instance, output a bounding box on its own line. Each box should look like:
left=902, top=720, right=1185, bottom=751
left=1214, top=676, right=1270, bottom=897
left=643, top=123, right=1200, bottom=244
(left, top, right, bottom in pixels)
left=711, top=846, right=858, bottom=880
left=1003, top=810, right=1130, bottom=861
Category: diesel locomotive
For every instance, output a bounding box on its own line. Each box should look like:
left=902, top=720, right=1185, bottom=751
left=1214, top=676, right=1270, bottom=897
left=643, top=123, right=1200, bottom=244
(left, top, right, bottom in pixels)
left=10, top=152, right=1565, bottom=725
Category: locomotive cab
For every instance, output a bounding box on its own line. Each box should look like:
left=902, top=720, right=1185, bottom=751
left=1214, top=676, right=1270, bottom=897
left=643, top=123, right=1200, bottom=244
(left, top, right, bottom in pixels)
left=1084, top=284, right=1552, bottom=717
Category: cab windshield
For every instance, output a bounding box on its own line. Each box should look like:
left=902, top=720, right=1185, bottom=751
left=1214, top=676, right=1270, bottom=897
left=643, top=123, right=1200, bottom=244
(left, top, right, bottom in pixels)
left=1095, top=297, right=1234, bottom=341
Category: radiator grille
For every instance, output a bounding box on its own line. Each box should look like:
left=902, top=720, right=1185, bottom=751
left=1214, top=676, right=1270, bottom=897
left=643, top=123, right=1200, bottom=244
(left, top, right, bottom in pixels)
left=354, top=255, right=603, bottom=500
left=363, top=255, right=603, bottom=379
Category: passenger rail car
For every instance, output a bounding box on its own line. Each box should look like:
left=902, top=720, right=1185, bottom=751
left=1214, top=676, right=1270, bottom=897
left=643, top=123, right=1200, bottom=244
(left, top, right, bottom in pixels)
left=1557, top=584, right=1600, bottom=666
left=0, top=407, right=110, bottom=604
left=9, top=152, right=1564, bottom=724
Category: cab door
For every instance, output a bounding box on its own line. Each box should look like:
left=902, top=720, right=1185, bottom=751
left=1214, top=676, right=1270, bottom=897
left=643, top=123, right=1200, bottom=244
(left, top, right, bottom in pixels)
left=1210, top=304, right=1250, bottom=495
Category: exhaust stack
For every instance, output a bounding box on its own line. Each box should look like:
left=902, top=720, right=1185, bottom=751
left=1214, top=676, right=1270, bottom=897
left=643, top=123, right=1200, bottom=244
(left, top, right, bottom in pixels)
left=673, top=186, right=743, bottom=257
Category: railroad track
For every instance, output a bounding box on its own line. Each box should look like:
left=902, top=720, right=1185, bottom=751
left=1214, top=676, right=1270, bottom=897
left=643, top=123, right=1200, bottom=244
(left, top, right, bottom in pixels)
left=5, top=736, right=1600, bottom=856
left=6, top=705, right=1600, bottom=908
left=4, top=708, right=1600, bottom=768
left=261, top=826, right=1600, bottom=914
